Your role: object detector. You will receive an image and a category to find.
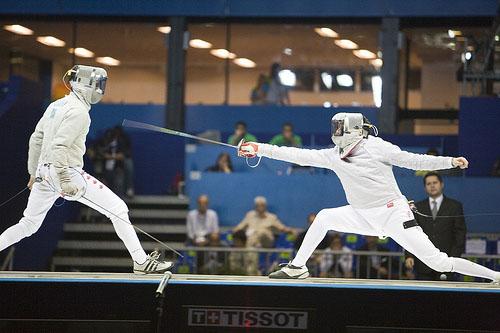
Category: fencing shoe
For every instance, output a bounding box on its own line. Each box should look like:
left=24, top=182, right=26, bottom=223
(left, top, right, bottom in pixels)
left=134, top=251, right=173, bottom=274
left=269, top=262, right=309, bottom=279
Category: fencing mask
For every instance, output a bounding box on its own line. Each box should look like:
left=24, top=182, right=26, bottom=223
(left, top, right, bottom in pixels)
left=64, top=65, right=108, bottom=105
left=331, top=112, right=378, bottom=158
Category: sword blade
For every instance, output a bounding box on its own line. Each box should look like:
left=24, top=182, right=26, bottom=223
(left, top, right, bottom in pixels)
left=122, top=119, right=237, bottom=149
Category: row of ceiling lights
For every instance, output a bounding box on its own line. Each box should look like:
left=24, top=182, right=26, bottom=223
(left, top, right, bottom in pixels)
left=3, top=24, right=121, bottom=66
left=157, top=26, right=257, bottom=68
left=314, top=27, right=382, bottom=68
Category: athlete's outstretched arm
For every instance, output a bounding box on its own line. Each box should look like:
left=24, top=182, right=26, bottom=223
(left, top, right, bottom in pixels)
left=240, top=142, right=335, bottom=169
left=378, top=140, right=468, bottom=170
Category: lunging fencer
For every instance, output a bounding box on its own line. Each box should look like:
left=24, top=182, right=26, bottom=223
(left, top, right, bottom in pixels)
left=0, top=65, right=172, bottom=274
left=238, top=113, right=500, bottom=282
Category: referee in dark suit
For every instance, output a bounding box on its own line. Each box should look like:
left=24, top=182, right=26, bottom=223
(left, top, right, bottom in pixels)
left=405, top=172, right=467, bottom=281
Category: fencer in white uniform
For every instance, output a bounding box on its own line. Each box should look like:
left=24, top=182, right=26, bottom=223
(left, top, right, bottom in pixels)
left=238, top=113, right=500, bottom=282
left=0, top=65, right=172, bottom=274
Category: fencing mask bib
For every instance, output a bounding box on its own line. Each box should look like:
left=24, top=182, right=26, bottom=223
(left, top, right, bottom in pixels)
left=331, top=112, right=378, bottom=158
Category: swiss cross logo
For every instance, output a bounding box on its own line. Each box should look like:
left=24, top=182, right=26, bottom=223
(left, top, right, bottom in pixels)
left=387, top=201, right=394, bottom=208
left=206, top=311, right=221, bottom=324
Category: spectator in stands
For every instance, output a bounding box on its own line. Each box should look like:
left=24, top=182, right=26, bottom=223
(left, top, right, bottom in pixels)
left=265, top=62, right=290, bottom=105
left=228, top=230, right=259, bottom=275
left=233, top=196, right=295, bottom=248
left=206, top=153, right=233, bottom=173
left=186, top=194, right=220, bottom=246
left=250, top=74, right=269, bottom=105
left=101, top=126, right=135, bottom=198
left=357, top=236, right=391, bottom=279
left=227, top=121, right=258, bottom=146
left=294, top=213, right=329, bottom=250
left=269, top=123, right=303, bottom=147
left=318, top=233, right=353, bottom=278
left=491, top=158, right=500, bottom=177
left=415, top=148, right=439, bottom=177
left=405, top=172, right=466, bottom=281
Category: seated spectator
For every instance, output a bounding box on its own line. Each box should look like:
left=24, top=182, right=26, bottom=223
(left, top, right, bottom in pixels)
left=233, top=196, right=295, bottom=248
left=250, top=74, right=269, bottom=105
left=318, top=233, right=353, bottom=278
left=269, top=123, right=303, bottom=147
left=228, top=230, right=259, bottom=275
left=186, top=195, right=219, bottom=246
left=294, top=213, right=329, bottom=250
left=227, top=121, right=257, bottom=146
left=492, top=157, right=500, bottom=177
left=206, top=153, right=233, bottom=173
left=357, top=236, right=391, bottom=279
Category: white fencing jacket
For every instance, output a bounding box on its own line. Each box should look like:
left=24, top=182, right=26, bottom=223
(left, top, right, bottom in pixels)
left=257, top=136, right=454, bottom=209
left=27, top=92, right=91, bottom=176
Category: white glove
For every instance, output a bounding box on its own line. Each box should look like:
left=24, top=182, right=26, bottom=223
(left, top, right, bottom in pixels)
left=452, top=157, right=469, bottom=169
left=55, top=166, right=80, bottom=198
left=237, top=140, right=259, bottom=158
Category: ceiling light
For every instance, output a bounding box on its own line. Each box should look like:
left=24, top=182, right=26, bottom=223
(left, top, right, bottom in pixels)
left=464, top=51, right=472, bottom=61
left=334, top=39, right=358, bottom=49
left=157, top=26, right=171, bottom=34
left=496, top=35, right=499, bottom=42
left=323, top=101, right=332, bottom=108
left=283, top=48, right=292, bottom=56
left=321, top=72, right=333, bottom=89
left=278, top=69, right=296, bottom=87
left=3, top=24, right=33, bottom=35
left=233, top=58, right=256, bottom=68
left=353, top=49, right=376, bottom=59
left=69, top=47, right=94, bottom=58
left=336, top=74, right=353, bottom=87
left=448, top=30, right=462, bottom=38
left=189, top=39, right=212, bottom=49
left=370, top=58, right=383, bottom=68
left=96, top=56, right=120, bottom=66
left=314, top=27, right=338, bottom=38
left=210, top=49, right=236, bottom=59
left=36, top=36, right=65, bottom=47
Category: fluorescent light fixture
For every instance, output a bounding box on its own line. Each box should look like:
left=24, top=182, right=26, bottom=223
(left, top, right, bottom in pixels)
left=96, top=56, right=120, bottom=66
left=314, top=27, right=338, bottom=38
left=210, top=49, right=236, bottom=59
left=233, top=58, right=256, bottom=68
left=3, top=24, right=33, bottom=35
left=321, top=72, right=333, bottom=89
left=496, top=35, right=499, bottom=42
left=353, top=49, right=376, bottom=59
left=334, top=39, right=358, bottom=49
left=323, top=101, right=332, bottom=108
left=278, top=69, right=296, bottom=87
left=36, top=36, right=65, bottom=47
left=370, top=58, right=383, bottom=68
left=371, top=75, right=382, bottom=107
left=69, top=47, right=95, bottom=58
left=189, top=39, right=212, bottom=49
left=448, top=29, right=462, bottom=38
left=157, top=26, right=171, bottom=34
left=336, top=74, right=353, bottom=87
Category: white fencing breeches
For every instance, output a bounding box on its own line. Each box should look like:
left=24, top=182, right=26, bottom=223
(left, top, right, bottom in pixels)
left=292, top=198, right=500, bottom=281
left=0, top=164, right=147, bottom=264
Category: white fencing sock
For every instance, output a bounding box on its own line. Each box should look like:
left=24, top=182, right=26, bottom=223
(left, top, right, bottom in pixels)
left=451, top=257, right=500, bottom=281
left=291, top=219, right=329, bottom=267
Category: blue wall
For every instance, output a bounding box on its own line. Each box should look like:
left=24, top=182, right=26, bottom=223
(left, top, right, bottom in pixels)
left=0, top=0, right=496, bottom=18
left=459, top=97, right=500, bottom=176
left=187, top=172, right=500, bottom=233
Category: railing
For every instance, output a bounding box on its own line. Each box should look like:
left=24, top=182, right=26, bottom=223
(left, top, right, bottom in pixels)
left=169, top=246, right=500, bottom=281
